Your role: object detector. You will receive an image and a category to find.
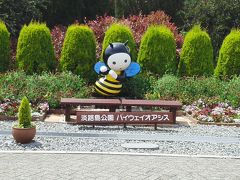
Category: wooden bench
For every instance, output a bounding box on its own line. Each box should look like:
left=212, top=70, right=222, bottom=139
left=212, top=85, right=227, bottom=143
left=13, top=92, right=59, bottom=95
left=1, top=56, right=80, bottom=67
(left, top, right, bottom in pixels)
left=61, top=98, right=182, bottom=129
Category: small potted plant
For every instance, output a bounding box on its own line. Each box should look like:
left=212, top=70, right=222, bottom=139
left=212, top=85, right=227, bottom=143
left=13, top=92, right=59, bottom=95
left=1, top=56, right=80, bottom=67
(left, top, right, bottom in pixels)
left=12, top=96, right=36, bottom=144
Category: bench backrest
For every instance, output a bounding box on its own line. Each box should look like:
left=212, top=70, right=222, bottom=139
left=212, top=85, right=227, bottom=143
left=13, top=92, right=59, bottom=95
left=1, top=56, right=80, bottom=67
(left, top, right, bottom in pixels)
left=121, top=99, right=182, bottom=108
left=61, top=98, right=121, bottom=106
left=61, top=98, right=182, bottom=108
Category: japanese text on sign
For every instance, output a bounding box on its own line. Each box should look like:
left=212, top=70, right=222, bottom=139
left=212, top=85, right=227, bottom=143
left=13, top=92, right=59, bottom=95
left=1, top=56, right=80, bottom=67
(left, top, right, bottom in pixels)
left=80, top=114, right=169, bottom=122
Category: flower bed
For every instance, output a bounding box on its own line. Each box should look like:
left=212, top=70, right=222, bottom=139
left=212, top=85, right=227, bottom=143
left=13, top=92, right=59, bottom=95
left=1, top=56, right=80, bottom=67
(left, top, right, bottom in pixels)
left=183, top=99, right=240, bottom=124
left=0, top=99, right=49, bottom=121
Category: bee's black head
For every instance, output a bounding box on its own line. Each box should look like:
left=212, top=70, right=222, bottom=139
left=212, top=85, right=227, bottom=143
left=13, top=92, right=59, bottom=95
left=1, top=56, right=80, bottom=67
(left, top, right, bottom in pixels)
left=103, top=41, right=130, bottom=65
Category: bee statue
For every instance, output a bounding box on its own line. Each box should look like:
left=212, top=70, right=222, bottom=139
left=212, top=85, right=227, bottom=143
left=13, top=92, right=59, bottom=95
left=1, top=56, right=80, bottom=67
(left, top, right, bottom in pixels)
left=94, top=41, right=140, bottom=96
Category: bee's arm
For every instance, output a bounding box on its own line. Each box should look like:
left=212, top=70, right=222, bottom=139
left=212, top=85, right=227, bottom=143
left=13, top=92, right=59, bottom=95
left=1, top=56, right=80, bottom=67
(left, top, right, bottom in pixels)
left=116, top=71, right=126, bottom=81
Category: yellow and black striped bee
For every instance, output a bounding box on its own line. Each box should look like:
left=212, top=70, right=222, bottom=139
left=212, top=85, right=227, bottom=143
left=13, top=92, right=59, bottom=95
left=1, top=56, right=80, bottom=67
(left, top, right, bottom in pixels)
left=94, top=41, right=140, bottom=96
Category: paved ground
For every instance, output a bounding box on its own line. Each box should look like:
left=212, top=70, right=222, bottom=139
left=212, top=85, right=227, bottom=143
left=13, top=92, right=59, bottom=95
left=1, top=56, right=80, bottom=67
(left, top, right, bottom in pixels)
left=1, top=116, right=239, bottom=179
left=0, top=153, right=239, bottom=180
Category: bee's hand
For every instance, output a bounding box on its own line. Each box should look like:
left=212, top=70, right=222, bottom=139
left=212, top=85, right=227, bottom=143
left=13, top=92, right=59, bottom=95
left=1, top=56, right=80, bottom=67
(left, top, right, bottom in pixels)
left=100, top=66, right=109, bottom=75
left=100, top=66, right=108, bottom=73
left=109, top=70, right=118, bottom=79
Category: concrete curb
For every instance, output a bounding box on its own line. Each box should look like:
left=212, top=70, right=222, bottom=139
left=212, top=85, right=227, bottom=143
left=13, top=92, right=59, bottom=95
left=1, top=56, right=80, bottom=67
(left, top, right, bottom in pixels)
left=0, top=150, right=239, bottom=159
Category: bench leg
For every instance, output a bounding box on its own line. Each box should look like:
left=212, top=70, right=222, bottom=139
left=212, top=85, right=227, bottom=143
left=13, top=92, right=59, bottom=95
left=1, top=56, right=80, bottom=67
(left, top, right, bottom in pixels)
left=170, top=108, right=177, bottom=124
left=109, top=106, right=116, bottom=112
left=124, top=105, right=132, bottom=129
left=154, top=124, right=157, bottom=130
left=65, top=105, right=70, bottom=122
left=126, top=106, right=132, bottom=112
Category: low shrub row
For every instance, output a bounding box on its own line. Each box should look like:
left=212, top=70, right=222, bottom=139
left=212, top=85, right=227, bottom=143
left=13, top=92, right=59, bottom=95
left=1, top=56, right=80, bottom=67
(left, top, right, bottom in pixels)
left=148, top=75, right=240, bottom=107
left=0, top=71, right=90, bottom=108
left=0, top=71, right=239, bottom=109
left=121, top=72, right=157, bottom=99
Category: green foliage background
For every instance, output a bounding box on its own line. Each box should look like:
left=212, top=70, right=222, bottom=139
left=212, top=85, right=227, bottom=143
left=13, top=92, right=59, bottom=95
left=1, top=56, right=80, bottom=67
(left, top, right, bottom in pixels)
left=0, top=21, right=10, bottom=72
left=0, top=71, right=240, bottom=108
left=113, top=0, right=183, bottom=25
left=181, top=0, right=240, bottom=62
left=44, top=0, right=111, bottom=27
left=137, top=25, right=176, bottom=76
left=0, top=0, right=183, bottom=36
left=214, top=29, right=240, bottom=78
left=101, top=23, right=137, bottom=60
left=16, top=22, right=56, bottom=74
left=60, top=25, right=96, bottom=82
left=178, top=25, right=214, bottom=76
left=0, top=0, right=48, bottom=37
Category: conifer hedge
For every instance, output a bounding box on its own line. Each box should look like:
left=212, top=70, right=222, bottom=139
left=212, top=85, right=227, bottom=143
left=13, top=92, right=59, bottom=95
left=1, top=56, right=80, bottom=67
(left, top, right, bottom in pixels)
left=137, top=25, right=176, bottom=76
left=101, top=23, right=137, bottom=60
left=16, top=22, right=56, bottom=74
left=215, top=29, right=240, bottom=78
left=0, top=21, right=10, bottom=72
left=60, top=25, right=96, bottom=81
left=178, top=25, right=214, bottom=76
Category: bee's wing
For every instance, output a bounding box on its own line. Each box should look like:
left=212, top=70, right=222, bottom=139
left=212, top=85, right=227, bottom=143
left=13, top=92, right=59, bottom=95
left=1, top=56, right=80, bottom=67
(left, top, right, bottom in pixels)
left=125, top=62, right=141, bottom=77
left=94, top=61, right=106, bottom=74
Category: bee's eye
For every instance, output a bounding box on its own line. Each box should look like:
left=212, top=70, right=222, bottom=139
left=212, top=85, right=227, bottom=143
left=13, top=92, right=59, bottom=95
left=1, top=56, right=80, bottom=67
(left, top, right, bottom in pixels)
left=124, top=59, right=128, bottom=63
left=113, top=61, right=116, bottom=65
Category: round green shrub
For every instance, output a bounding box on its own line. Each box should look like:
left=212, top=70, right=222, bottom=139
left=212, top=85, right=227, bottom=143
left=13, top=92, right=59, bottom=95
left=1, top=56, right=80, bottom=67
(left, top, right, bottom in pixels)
left=18, top=96, right=32, bottom=128
left=178, top=76, right=223, bottom=104
left=178, top=25, right=214, bottom=76
left=16, top=22, right=56, bottom=74
left=214, top=29, right=240, bottom=78
left=0, top=21, right=10, bottom=72
left=121, top=72, right=156, bottom=99
left=101, top=23, right=137, bottom=60
left=223, top=76, right=240, bottom=107
left=149, top=75, right=180, bottom=100
left=137, top=25, right=176, bottom=76
left=147, top=75, right=224, bottom=105
left=60, top=25, right=96, bottom=81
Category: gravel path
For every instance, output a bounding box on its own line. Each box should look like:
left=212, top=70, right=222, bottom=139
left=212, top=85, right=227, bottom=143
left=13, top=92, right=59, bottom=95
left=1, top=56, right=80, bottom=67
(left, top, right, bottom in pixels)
left=0, top=120, right=239, bottom=157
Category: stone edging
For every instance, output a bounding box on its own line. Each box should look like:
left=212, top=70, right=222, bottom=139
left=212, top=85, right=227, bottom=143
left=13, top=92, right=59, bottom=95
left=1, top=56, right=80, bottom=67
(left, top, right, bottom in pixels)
left=0, top=150, right=239, bottom=159
left=197, top=121, right=240, bottom=127
left=184, top=114, right=240, bottom=127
